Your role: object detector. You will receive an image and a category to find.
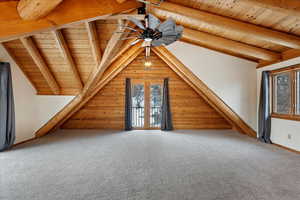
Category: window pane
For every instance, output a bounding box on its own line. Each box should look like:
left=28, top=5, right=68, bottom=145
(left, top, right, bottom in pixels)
left=132, top=84, right=144, bottom=127
left=150, top=84, right=162, bottom=128
left=274, top=72, right=291, bottom=114
left=296, top=71, right=300, bottom=115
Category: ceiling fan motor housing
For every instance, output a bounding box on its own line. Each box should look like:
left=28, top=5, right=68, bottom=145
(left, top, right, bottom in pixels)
left=140, top=28, right=162, bottom=40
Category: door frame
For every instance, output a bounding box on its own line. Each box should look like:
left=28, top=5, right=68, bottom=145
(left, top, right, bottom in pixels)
left=131, top=79, right=163, bottom=130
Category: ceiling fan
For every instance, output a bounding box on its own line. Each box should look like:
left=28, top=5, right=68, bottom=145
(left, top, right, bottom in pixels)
left=120, top=0, right=183, bottom=61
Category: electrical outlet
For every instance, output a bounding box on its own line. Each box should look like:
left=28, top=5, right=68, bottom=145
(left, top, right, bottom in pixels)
left=288, top=134, right=292, bottom=140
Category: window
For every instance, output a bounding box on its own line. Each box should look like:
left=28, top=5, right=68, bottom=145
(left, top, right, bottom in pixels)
left=271, top=65, right=300, bottom=121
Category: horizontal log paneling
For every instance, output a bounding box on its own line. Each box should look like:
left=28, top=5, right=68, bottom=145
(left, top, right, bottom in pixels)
left=62, top=52, right=231, bottom=130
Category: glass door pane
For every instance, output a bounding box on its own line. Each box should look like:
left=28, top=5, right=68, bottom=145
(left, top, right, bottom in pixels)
left=274, top=72, right=292, bottom=114
left=132, top=84, right=144, bottom=128
left=150, top=84, right=162, bottom=128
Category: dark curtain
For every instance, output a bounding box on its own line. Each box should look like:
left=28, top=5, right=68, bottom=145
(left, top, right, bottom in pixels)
left=258, top=71, right=272, bottom=143
left=0, top=62, right=15, bottom=152
left=161, top=78, right=173, bottom=131
left=124, top=78, right=132, bottom=131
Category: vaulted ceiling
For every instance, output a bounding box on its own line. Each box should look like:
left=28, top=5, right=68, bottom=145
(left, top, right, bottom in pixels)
left=1, top=0, right=300, bottom=97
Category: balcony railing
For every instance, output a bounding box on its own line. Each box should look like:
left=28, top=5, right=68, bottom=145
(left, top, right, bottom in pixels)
left=132, top=106, right=161, bottom=128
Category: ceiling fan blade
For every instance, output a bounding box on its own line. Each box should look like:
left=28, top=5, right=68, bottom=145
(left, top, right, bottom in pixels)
left=158, top=18, right=176, bottom=33
left=131, top=39, right=141, bottom=45
left=148, top=14, right=161, bottom=30
left=128, top=17, right=145, bottom=30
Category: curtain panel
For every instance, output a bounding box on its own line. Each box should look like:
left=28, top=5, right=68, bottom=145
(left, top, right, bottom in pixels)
left=124, top=78, right=132, bottom=131
left=161, top=78, right=173, bottom=131
left=258, top=71, right=272, bottom=143
left=0, top=62, right=15, bottom=151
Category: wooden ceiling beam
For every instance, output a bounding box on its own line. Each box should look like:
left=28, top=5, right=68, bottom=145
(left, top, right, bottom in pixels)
left=151, top=2, right=300, bottom=49
left=17, top=0, right=63, bottom=20
left=182, top=28, right=281, bottom=62
left=116, top=0, right=128, bottom=3
left=153, top=46, right=256, bottom=138
left=52, top=30, right=83, bottom=89
left=20, top=37, right=60, bottom=95
left=257, top=48, right=300, bottom=68
left=242, top=0, right=300, bottom=18
left=35, top=44, right=143, bottom=137
left=85, top=21, right=102, bottom=67
left=0, top=0, right=141, bottom=41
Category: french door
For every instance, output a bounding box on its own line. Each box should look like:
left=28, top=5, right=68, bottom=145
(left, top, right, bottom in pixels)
left=131, top=80, right=163, bottom=129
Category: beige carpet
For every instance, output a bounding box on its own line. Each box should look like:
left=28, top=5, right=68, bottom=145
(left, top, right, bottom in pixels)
left=1, top=129, right=300, bottom=200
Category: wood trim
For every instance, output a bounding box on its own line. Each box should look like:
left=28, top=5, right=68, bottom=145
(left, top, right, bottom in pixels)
left=273, top=143, right=300, bottom=154
left=85, top=21, right=102, bottom=66
left=35, top=44, right=143, bottom=137
left=13, top=137, right=37, bottom=147
left=52, top=30, right=83, bottom=89
left=271, top=66, right=300, bottom=117
left=152, top=46, right=256, bottom=138
left=271, top=113, right=300, bottom=122
left=151, top=2, right=300, bottom=49
left=181, top=28, right=281, bottom=62
left=0, top=0, right=141, bottom=42
left=17, top=0, right=63, bottom=20
left=20, top=37, right=60, bottom=95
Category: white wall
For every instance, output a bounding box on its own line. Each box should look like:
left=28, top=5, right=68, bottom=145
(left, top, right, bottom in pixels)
left=167, top=42, right=257, bottom=130
left=257, top=57, right=300, bottom=151
left=0, top=46, right=73, bottom=144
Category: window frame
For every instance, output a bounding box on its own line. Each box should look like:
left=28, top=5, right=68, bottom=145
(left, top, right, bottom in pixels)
left=271, top=64, right=300, bottom=121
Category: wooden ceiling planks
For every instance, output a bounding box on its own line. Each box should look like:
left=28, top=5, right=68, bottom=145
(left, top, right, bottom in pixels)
left=61, top=24, right=97, bottom=84
left=151, top=2, right=300, bottom=52
left=167, top=0, right=300, bottom=37
left=2, top=39, right=53, bottom=94
left=32, top=31, right=80, bottom=94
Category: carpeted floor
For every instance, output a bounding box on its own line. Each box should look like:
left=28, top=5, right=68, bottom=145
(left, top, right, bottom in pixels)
left=1, top=129, right=300, bottom=200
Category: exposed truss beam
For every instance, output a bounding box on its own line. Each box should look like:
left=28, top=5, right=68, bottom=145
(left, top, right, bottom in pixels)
left=153, top=46, right=256, bottom=138
left=52, top=30, right=83, bottom=89
left=20, top=37, right=60, bottom=95
left=182, top=28, right=281, bottom=62
left=35, top=44, right=143, bottom=137
left=17, top=0, right=63, bottom=20
left=82, top=20, right=129, bottom=96
left=151, top=2, right=300, bottom=49
left=85, top=21, right=102, bottom=66
left=0, top=0, right=141, bottom=41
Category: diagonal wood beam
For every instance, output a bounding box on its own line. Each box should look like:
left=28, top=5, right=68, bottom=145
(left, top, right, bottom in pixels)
left=17, top=0, right=64, bottom=20
left=20, top=37, right=60, bottom=95
left=52, top=29, right=83, bottom=89
left=82, top=20, right=129, bottom=96
left=85, top=21, right=102, bottom=67
left=0, top=0, right=141, bottom=41
left=182, top=28, right=281, bottom=62
left=153, top=46, right=256, bottom=138
left=151, top=2, right=300, bottom=49
left=35, top=44, right=143, bottom=137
